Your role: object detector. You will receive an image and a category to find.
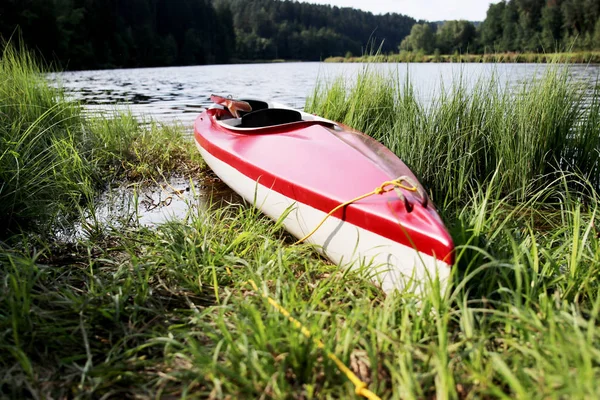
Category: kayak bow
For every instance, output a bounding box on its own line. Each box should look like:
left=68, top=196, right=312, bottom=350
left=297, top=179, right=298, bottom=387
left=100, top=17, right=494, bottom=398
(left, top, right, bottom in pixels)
left=194, top=98, right=454, bottom=293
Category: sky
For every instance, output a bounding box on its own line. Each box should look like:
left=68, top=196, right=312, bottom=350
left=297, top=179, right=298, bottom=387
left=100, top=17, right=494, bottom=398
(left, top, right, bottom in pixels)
left=306, top=1, right=502, bottom=22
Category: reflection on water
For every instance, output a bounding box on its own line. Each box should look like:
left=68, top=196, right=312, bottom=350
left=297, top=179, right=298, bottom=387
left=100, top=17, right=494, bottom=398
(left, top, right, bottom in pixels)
left=50, top=62, right=600, bottom=127
left=71, top=175, right=243, bottom=239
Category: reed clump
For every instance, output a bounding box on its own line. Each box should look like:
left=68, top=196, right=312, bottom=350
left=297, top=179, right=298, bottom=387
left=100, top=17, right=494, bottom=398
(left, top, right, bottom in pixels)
left=307, top=65, right=600, bottom=307
left=307, top=65, right=600, bottom=205
left=0, top=44, right=91, bottom=232
left=325, top=51, right=600, bottom=64
left=0, top=44, right=200, bottom=236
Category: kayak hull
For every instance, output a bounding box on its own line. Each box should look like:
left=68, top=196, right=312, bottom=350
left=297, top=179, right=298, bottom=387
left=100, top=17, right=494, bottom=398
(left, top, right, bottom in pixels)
left=197, top=142, right=450, bottom=292
left=194, top=104, right=453, bottom=292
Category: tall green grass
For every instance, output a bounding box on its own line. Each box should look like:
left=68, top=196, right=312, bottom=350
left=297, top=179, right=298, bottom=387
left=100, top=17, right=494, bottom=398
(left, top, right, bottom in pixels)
left=2, top=48, right=600, bottom=398
left=0, top=44, right=90, bottom=232
left=307, top=65, right=600, bottom=206
left=1, top=181, right=599, bottom=398
left=0, top=44, right=201, bottom=236
left=307, top=63, right=600, bottom=305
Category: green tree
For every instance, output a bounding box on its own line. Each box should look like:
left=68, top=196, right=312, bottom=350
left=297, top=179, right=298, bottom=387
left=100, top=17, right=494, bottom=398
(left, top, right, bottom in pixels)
left=1, top=0, right=236, bottom=69
left=594, top=19, right=600, bottom=49
left=216, top=0, right=415, bottom=60
left=541, top=1, right=564, bottom=51
left=501, top=1, right=520, bottom=51
left=436, top=20, right=477, bottom=54
left=477, top=0, right=600, bottom=53
left=400, top=23, right=436, bottom=54
left=480, top=1, right=506, bottom=51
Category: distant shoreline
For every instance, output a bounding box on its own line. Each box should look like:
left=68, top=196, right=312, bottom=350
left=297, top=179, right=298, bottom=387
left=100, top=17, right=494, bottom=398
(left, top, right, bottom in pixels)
left=324, top=52, right=600, bottom=64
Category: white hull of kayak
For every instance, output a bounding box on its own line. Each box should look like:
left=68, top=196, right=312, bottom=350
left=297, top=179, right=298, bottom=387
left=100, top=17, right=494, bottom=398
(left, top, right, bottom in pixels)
left=197, top=142, right=451, bottom=293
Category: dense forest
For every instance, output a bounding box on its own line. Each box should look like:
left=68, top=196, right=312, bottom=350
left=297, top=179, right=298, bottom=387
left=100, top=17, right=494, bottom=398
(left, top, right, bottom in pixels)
left=0, top=0, right=235, bottom=69
left=0, top=0, right=415, bottom=70
left=479, top=0, right=600, bottom=52
left=2, top=0, right=599, bottom=70
left=402, top=0, right=600, bottom=55
left=216, top=0, right=416, bottom=60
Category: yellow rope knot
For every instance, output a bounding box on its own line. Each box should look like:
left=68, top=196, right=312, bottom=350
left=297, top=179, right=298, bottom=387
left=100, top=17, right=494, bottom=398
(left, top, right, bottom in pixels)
left=295, top=176, right=419, bottom=245
left=355, top=381, right=367, bottom=394
left=375, top=178, right=418, bottom=195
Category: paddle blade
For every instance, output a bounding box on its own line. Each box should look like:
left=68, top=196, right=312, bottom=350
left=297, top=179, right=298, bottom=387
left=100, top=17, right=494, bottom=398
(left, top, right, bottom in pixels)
left=210, top=94, right=252, bottom=117
left=210, top=94, right=228, bottom=105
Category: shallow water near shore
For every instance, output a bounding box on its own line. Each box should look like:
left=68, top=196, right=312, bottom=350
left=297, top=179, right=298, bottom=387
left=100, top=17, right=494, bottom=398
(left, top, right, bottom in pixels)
left=62, top=174, right=243, bottom=241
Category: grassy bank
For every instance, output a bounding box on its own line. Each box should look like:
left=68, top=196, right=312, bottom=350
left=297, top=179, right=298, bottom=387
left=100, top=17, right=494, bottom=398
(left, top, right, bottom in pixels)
left=0, top=45, right=201, bottom=236
left=2, top=49, right=600, bottom=399
left=4, top=185, right=598, bottom=398
left=326, top=51, right=600, bottom=64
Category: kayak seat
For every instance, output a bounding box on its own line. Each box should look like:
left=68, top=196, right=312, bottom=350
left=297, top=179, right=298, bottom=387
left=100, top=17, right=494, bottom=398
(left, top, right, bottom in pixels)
left=239, top=99, right=269, bottom=117
left=240, top=108, right=302, bottom=128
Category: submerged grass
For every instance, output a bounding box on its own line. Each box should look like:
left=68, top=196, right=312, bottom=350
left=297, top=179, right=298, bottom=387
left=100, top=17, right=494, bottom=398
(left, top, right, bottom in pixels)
left=2, top=49, right=600, bottom=398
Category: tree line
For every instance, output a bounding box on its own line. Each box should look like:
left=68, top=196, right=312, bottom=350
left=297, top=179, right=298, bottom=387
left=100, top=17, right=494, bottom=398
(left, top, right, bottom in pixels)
left=480, top=0, right=600, bottom=53
left=2, top=0, right=599, bottom=70
left=215, top=0, right=416, bottom=60
left=0, top=0, right=415, bottom=70
left=0, top=0, right=235, bottom=70
left=402, top=0, right=600, bottom=55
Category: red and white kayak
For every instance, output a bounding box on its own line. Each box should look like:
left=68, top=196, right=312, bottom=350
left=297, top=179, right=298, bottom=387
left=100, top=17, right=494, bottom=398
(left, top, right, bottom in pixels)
left=194, top=96, right=454, bottom=293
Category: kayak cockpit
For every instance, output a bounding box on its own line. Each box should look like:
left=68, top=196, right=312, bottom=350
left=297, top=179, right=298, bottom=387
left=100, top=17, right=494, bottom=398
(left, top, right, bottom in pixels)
left=212, top=99, right=337, bottom=131
left=238, top=99, right=269, bottom=116
left=221, top=108, right=303, bottom=128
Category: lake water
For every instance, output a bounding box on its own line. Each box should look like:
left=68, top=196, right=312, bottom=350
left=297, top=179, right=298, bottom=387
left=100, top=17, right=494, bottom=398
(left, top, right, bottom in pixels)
left=51, top=62, right=599, bottom=230
left=52, top=62, right=600, bottom=127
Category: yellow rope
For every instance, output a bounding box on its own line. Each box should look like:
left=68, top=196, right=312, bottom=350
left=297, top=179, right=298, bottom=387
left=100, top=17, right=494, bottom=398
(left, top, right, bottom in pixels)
left=294, top=177, right=418, bottom=245
left=228, top=177, right=420, bottom=398
left=246, top=280, right=381, bottom=400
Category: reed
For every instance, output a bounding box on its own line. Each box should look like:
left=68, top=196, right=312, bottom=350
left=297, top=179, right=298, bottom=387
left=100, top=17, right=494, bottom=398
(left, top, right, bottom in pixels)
left=307, top=65, right=600, bottom=207
left=326, top=51, right=600, bottom=64
left=0, top=44, right=90, bottom=232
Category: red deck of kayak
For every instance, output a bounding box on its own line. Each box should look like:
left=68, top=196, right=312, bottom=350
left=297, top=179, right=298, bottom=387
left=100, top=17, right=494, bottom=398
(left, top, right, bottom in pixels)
left=194, top=109, right=454, bottom=263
